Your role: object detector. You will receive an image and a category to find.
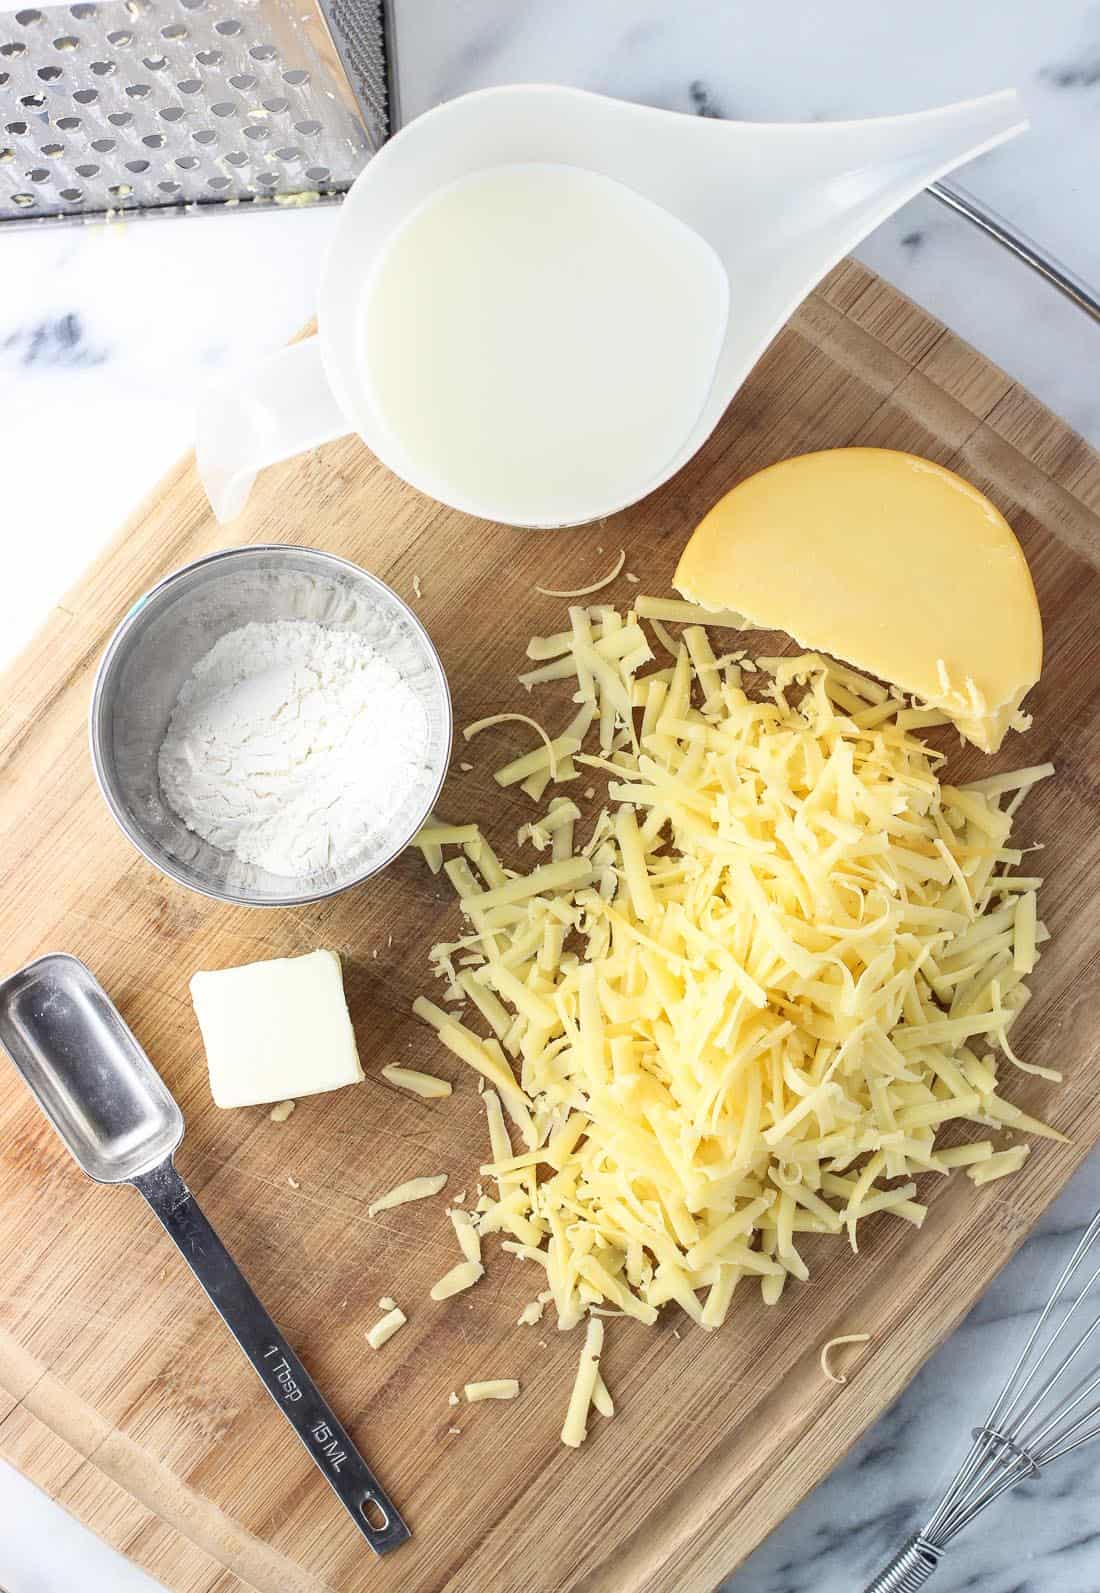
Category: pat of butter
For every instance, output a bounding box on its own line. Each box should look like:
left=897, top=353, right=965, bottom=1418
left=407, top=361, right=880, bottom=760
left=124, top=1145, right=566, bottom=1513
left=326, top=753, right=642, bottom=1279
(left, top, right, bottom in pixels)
left=190, top=949, right=364, bottom=1109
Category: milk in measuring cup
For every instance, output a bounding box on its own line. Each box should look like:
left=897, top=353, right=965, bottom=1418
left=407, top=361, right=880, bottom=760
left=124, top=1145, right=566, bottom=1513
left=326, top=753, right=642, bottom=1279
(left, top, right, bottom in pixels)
left=360, top=164, right=730, bottom=527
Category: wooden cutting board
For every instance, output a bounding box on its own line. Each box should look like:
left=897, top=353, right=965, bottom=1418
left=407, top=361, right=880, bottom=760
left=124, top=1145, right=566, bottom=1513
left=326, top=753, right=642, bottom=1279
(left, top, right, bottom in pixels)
left=1, top=259, right=1099, bottom=1593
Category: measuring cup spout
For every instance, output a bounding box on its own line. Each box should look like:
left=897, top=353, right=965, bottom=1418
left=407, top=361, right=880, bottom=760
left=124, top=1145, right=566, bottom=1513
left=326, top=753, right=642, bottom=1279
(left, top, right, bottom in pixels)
left=198, top=336, right=351, bottom=524
left=728, top=90, right=1028, bottom=262
left=638, top=88, right=1026, bottom=486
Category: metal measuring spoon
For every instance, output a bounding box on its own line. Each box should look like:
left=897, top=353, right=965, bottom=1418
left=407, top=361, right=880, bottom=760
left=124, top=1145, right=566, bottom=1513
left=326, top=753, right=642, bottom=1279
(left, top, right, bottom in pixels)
left=0, top=952, right=409, bottom=1557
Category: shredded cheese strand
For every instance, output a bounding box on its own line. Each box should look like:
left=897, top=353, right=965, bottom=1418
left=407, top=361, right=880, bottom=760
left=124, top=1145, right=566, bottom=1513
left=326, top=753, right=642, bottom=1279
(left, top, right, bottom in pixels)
left=465, top=712, right=561, bottom=780
left=820, top=1332, right=871, bottom=1383
left=412, top=601, right=1057, bottom=1333
left=536, top=549, right=626, bottom=598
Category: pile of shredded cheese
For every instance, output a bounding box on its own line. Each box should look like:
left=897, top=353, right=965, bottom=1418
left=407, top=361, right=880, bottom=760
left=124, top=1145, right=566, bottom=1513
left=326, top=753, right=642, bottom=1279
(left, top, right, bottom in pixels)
left=412, top=597, right=1058, bottom=1337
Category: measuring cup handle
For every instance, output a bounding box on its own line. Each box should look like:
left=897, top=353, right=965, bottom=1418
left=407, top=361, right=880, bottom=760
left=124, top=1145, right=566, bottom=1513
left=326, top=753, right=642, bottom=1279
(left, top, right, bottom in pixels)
left=196, top=335, right=351, bottom=524
left=132, top=1159, right=409, bottom=1556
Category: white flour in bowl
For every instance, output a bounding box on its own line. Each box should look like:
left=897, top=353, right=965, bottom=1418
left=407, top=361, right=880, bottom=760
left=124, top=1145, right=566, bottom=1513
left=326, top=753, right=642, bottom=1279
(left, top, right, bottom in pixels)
left=158, top=619, right=430, bottom=877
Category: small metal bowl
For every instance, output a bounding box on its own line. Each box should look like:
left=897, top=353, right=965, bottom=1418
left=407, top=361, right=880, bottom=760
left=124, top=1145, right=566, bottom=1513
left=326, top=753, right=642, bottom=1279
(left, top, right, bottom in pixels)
left=89, top=545, right=452, bottom=907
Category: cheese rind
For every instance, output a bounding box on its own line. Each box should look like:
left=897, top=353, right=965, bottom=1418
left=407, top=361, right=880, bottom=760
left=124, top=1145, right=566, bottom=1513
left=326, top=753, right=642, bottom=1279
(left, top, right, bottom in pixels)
left=190, top=948, right=363, bottom=1109
left=673, top=448, right=1042, bottom=753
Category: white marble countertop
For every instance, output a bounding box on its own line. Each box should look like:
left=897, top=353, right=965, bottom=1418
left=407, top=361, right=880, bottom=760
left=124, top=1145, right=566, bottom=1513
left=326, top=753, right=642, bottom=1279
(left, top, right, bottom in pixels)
left=2, top=3, right=1099, bottom=1590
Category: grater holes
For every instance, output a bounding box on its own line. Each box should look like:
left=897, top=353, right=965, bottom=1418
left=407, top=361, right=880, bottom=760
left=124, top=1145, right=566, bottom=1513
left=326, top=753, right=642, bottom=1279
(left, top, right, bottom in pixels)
left=141, top=132, right=165, bottom=149
left=294, top=120, right=321, bottom=136
left=40, top=141, right=63, bottom=156
left=37, top=64, right=62, bottom=81
left=254, top=171, right=277, bottom=186
left=90, top=137, right=114, bottom=152
left=0, top=147, right=14, bottom=162
left=106, top=29, right=132, bottom=46
left=177, top=78, right=202, bottom=93
left=304, top=165, right=330, bottom=183
left=157, top=179, right=180, bottom=194
left=211, top=103, right=236, bottom=118
left=228, top=73, right=255, bottom=91
left=126, top=82, right=152, bottom=98
left=108, top=181, right=134, bottom=197
left=175, top=154, right=199, bottom=169
left=195, top=49, right=222, bottom=67
left=214, top=19, right=241, bottom=35
left=69, top=3, right=96, bottom=16
left=143, top=55, right=168, bottom=71
left=282, top=68, right=308, bottom=86
left=60, top=187, right=82, bottom=200
left=72, top=88, right=97, bottom=104
left=125, top=0, right=150, bottom=15
left=56, top=114, right=79, bottom=129
left=262, top=97, right=289, bottom=114
left=15, top=10, right=44, bottom=24
left=90, top=60, right=117, bottom=76
left=179, top=0, right=206, bottom=7
left=273, top=146, right=300, bottom=162
left=26, top=166, right=50, bottom=182
left=6, top=120, right=29, bottom=134
left=21, top=91, right=48, bottom=109
left=161, top=22, right=188, bottom=39
left=53, top=34, right=79, bottom=50
left=242, top=123, right=268, bottom=141
left=192, top=128, right=216, bottom=144
left=159, top=106, right=184, bottom=122
left=12, top=192, right=36, bottom=206
left=0, top=72, right=6, bottom=87
left=107, top=111, right=132, bottom=126
left=223, top=150, right=247, bottom=166
left=124, top=158, right=149, bottom=173
left=1, top=43, right=27, bottom=58
left=74, top=161, right=98, bottom=176
left=207, top=175, right=230, bottom=190
left=249, top=43, right=277, bottom=62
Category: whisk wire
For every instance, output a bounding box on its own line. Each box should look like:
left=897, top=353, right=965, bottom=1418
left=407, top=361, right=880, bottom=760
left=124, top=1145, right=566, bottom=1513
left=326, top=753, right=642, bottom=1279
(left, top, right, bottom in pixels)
left=867, top=1209, right=1100, bottom=1591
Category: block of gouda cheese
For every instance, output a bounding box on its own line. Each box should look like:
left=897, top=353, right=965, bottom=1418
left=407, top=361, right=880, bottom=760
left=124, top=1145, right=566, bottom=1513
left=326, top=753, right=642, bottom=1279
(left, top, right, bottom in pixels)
left=190, top=948, right=363, bottom=1108
left=674, top=447, right=1042, bottom=752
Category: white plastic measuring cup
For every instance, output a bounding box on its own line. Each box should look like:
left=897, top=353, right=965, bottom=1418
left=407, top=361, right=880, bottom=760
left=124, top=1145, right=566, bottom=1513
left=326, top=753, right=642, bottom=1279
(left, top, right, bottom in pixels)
left=198, top=83, right=1026, bottom=527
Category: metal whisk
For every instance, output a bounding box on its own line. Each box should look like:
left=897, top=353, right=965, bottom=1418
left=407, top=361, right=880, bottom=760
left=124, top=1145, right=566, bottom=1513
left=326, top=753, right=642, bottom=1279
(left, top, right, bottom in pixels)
left=866, top=1208, right=1100, bottom=1591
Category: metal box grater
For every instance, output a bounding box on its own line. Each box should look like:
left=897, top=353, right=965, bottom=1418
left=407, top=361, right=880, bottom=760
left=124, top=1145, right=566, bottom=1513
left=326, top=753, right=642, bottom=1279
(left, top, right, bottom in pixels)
left=0, top=0, right=394, bottom=224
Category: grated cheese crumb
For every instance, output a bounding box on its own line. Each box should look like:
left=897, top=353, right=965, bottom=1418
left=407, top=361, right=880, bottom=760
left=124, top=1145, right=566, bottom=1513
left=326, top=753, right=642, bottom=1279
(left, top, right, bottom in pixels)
left=269, top=1099, right=295, bottom=1123
left=465, top=1380, right=520, bottom=1402
left=366, top=1307, right=407, bottom=1349
left=381, top=1064, right=452, bottom=1099
left=368, top=1174, right=447, bottom=1217
left=430, top=1260, right=484, bottom=1301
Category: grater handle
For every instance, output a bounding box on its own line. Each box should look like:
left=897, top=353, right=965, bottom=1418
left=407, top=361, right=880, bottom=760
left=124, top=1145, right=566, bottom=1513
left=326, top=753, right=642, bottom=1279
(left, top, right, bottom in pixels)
left=198, top=336, right=350, bottom=522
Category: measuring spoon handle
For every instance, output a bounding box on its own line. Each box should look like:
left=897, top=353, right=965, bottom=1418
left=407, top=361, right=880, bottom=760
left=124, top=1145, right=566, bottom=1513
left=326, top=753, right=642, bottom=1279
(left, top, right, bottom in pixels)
left=132, top=1158, right=409, bottom=1556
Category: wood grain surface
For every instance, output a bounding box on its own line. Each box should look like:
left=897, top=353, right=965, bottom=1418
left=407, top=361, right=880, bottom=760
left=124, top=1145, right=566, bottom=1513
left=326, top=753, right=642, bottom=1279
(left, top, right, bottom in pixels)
left=1, top=260, right=1098, bottom=1593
